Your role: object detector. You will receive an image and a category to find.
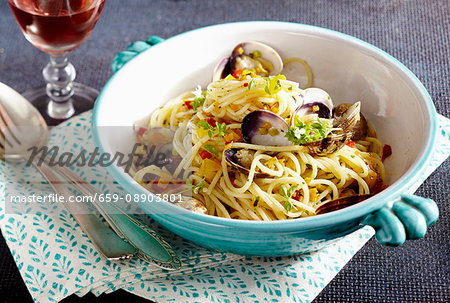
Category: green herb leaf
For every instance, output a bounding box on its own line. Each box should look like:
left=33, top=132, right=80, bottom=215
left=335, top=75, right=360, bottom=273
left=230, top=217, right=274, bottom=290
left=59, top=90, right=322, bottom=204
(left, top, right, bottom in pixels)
left=277, top=184, right=298, bottom=212
left=285, top=117, right=329, bottom=145
left=197, top=120, right=212, bottom=129
left=287, top=185, right=298, bottom=197
left=264, top=75, right=285, bottom=95
left=191, top=94, right=206, bottom=111
left=284, top=200, right=293, bottom=212
left=248, top=79, right=256, bottom=90
left=215, top=122, right=227, bottom=137
left=193, top=177, right=205, bottom=194
left=201, top=143, right=219, bottom=157
left=199, top=120, right=227, bottom=138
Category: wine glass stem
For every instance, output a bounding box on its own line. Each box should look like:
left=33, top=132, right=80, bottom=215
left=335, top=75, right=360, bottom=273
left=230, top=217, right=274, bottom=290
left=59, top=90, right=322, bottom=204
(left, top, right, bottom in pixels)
left=43, top=53, right=76, bottom=119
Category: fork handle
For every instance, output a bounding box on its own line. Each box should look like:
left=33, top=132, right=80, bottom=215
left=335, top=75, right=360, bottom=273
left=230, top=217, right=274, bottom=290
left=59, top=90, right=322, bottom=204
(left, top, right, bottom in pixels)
left=51, top=164, right=182, bottom=270
left=32, top=161, right=138, bottom=260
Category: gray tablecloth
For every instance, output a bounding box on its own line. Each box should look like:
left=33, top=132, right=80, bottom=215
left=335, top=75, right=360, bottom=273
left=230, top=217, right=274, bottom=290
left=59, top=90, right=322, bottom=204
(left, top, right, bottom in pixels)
left=0, top=0, right=448, bottom=302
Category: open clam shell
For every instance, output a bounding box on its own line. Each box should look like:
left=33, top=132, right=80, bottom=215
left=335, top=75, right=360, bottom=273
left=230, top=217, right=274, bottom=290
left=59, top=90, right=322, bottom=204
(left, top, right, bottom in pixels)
left=303, top=101, right=361, bottom=155
left=293, top=88, right=334, bottom=123
left=212, top=57, right=231, bottom=82
left=333, top=103, right=368, bottom=140
left=241, top=110, right=291, bottom=146
left=213, top=41, right=283, bottom=81
left=224, top=148, right=268, bottom=177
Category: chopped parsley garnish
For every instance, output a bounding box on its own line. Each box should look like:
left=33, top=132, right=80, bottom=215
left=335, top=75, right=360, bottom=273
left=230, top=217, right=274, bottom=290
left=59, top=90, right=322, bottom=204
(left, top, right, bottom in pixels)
left=197, top=120, right=211, bottom=130
left=277, top=185, right=298, bottom=212
left=216, top=122, right=227, bottom=137
left=201, top=143, right=219, bottom=157
left=190, top=90, right=207, bottom=111
left=193, top=177, right=205, bottom=194
left=286, top=118, right=329, bottom=145
left=197, top=120, right=227, bottom=138
left=248, top=79, right=257, bottom=90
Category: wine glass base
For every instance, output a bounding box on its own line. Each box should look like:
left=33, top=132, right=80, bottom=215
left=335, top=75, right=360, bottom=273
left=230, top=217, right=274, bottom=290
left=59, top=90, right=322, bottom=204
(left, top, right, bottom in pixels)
left=22, top=82, right=99, bottom=126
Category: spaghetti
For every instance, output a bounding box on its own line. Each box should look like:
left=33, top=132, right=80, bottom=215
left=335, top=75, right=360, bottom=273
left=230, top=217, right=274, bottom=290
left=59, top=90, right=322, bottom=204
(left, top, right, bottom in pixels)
left=130, top=72, right=386, bottom=221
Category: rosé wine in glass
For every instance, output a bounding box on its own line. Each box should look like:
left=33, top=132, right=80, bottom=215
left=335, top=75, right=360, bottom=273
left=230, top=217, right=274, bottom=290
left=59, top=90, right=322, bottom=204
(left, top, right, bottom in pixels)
left=8, top=0, right=106, bottom=125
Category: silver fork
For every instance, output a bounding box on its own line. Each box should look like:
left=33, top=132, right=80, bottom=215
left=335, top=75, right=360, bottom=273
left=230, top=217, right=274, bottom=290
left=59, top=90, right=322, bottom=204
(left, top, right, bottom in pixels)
left=0, top=99, right=181, bottom=269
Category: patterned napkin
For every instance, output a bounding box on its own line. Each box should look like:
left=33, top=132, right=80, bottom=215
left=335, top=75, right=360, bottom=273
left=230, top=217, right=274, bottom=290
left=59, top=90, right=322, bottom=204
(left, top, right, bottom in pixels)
left=0, top=112, right=449, bottom=303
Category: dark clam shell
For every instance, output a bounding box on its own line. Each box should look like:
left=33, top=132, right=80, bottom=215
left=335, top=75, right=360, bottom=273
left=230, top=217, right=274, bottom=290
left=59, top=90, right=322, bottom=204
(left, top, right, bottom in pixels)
left=241, top=110, right=291, bottom=146
left=295, top=101, right=332, bottom=120
left=212, top=41, right=283, bottom=81
left=212, top=57, right=231, bottom=81
left=292, top=88, right=334, bottom=125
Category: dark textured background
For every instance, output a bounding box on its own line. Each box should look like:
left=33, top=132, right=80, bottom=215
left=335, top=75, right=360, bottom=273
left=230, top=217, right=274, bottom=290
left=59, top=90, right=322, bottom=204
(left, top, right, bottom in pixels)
left=0, top=0, right=448, bottom=302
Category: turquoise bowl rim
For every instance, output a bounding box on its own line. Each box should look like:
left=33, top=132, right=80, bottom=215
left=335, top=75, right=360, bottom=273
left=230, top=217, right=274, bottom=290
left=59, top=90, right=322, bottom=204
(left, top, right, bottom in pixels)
left=93, top=21, right=438, bottom=232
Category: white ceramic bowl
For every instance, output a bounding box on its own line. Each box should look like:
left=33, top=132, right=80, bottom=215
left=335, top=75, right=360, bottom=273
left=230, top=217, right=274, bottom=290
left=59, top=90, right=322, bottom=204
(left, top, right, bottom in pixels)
left=93, top=22, right=438, bottom=256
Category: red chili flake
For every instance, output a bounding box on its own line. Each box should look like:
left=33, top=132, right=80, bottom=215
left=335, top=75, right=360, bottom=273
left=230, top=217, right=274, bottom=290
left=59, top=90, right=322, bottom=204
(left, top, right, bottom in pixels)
left=199, top=149, right=212, bottom=159
left=292, top=189, right=302, bottom=201
left=232, top=69, right=243, bottom=79
left=137, top=127, right=147, bottom=136
left=183, top=101, right=193, bottom=109
left=382, top=144, right=392, bottom=161
left=346, top=141, right=356, bottom=148
left=243, top=82, right=249, bottom=87
left=205, top=117, right=216, bottom=127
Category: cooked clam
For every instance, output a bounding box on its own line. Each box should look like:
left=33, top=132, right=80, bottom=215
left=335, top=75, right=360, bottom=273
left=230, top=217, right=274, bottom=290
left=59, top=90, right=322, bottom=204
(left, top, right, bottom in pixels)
left=303, top=102, right=361, bottom=155
left=241, top=110, right=291, bottom=146
left=293, top=88, right=334, bottom=122
left=213, top=41, right=283, bottom=81
left=240, top=102, right=360, bottom=155
left=224, top=148, right=267, bottom=177
left=224, top=110, right=289, bottom=174
left=333, top=103, right=368, bottom=140
left=212, top=57, right=231, bottom=82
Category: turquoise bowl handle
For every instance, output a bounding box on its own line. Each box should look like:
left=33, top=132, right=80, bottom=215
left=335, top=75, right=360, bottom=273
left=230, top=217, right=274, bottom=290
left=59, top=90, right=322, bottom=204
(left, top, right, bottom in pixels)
left=111, top=36, right=165, bottom=73
left=362, top=194, right=439, bottom=246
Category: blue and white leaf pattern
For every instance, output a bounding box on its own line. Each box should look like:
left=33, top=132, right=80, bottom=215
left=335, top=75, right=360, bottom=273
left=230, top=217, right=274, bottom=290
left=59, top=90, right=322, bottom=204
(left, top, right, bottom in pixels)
left=0, top=112, right=448, bottom=303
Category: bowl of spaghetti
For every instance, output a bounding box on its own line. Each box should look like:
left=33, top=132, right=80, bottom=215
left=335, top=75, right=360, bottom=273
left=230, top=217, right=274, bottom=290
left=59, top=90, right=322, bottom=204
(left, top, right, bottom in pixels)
left=93, top=22, right=439, bottom=256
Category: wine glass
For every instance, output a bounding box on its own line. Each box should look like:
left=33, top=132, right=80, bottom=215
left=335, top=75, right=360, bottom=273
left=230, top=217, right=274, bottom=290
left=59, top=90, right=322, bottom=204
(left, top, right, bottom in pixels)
left=8, top=0, right=105, bottom=125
